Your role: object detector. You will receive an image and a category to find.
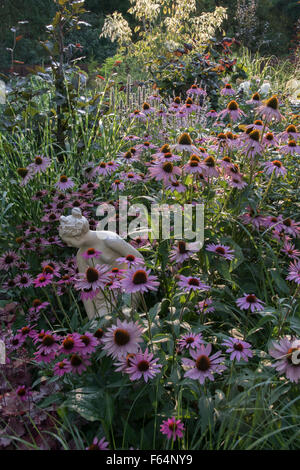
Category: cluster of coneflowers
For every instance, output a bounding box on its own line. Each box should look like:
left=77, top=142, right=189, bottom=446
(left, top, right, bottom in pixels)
left=1, top=79, right=300, bottom=450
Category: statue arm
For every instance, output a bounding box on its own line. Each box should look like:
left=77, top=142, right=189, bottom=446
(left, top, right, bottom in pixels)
left=103, top=237, right=143, bottom=259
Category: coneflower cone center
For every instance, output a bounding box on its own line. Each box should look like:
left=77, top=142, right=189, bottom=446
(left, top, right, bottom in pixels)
left=42, top=335, right=55, bottom=346
left=114, top=328, right=130, bottom=346
left=86, top=267, right=99, bottom=283
left=233, top=343, right=244, bottom=351
left=132, top=270, right=148, bottom=285
left=178, top=133, right=192, bottom=145
left=137, top=360, right=150, bottom=372
left=266, top=96, right=279, bottom=109
left=246, top=294, right=257, bottom=303
left=196, top=355, right=211, bottom=371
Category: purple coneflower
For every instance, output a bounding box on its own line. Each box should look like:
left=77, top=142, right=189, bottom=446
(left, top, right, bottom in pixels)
left=222, top=337, right=253, bottom=362
left=54, top=359, right=72, bottom=376
left=102, top=319, right=143, bottom=359
left=14, top=273, right=33, bottom=288
left=280, top=140, right=300, bottom=155
left=79, top=332, right=99, bottom=355
left=173, top=133, right=199, bottom=154
left=197, top=298, right=215, bottom=315
left=220, top=83, right=235, bottom=95
left=16, top=385, right=32, bottom=402
left=0, top=250, right=19, bottom=271
left=281, top=218, right=300, bottom=237
left=75, top=265, right=110, bottom=291
left=278, top=124, right=300, bottom=142
left=286, top=260, right=300, bottom=285
left=81, top=248, right=102, bottom=260
left=246, top=92, right=261, bottom=105
left=55, top=175, right=75, bottom=191
left=281, top=241, right=300, bottom=260
left=38, top=331, right=60, bottom=355
left=182, top=344, right=226, bottom=384
left=68, top=354, right=91, bottom=375
left=269, top=337, right=300, bottom=383
left=148, top=161, right=181, bottom=184
left=263, top=160, right=287, bottom=177
left=34, top=273, right=53, bottom=288
left=177, top=332, right=203, bottom=351
left=29, top=155, right=50, bottom=174
left=86, top=437, right=109, bottom=450
left=126, top=348, right=162, bottom=382
left=255, top=95, right=283, bottom=122
left=160, top=417, right=185, bottom=441
left=206, top=243, right=234, bottom=260
left=116, top=254, right=144, bottom=268
left=121, top=268, right=159, bottom=294
left=178, top=275, right=210, bottom=293
left=218, top=100, right=245, bottom=122
left=60, top=333, right=84, bottom=355
left=169, top=241, right=199, bottom=264
left=236, top=293, right=265, bottom=312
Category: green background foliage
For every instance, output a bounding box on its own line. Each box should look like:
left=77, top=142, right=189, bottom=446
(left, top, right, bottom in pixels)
left=0, top=0, right=299, bottom=70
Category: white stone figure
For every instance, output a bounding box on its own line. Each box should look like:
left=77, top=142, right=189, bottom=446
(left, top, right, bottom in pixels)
left=59, top=208, right=143, bottom=319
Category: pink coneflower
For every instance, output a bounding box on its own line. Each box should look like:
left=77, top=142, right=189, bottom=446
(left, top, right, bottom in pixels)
left=41, top=260, right=61, bottom=277
left=112, top=179, right=125, bottom=192
left=93, top=162, right=110, bottom=177
left=16, top=385, right=32, bottom=402
left=228, top=175, right=248, bottom=189
left=121, top=171, right=142, bottom=183
left=10, top=334, right=25, bottom=350
left=0, top=250, right=19, bottom=271
left=278, top=124, right=300, bottom=142
left=28, top=155, right=50, bottom=174
left=81, top=248, right=102, bottom=260
left=281, top=241, right=300, bottom=260
left=60, top=333, right=84, bottom=355
left=269, top=337, right=300, bottom=383
left=220, top=83, right=236, bottom=95
left=246, top=92, right=261, bottom=105
left=263, top=131, right=279, bottom=146
left=181, top=97, right=199, bottom=112
left=55, top=175, right=75, bottom=191
left=236, top=293, right=265, bottom=312
left=32, top=189, right=48, bottom=201
left=169, top=241, right=199, bottom=264
left=141, top=102, right=155, bottom=114
left=54, top=359, right=72, bottom=376
left=29, top=299, right=50, bottom=314
left=121, top=268, right=159, bottom=294
left=263, top=160, right=287, bottom=177
left=68, top=354, right=91, bottom=375
left=102, top=319, right=143, bottom=359
left=178, top=275, right=210, bottom=293
left=126, top=348, right=162, bottom=382
left=281, top=218, right=300, bottom=237
left=241, top=207, right=265, bottom=230
left=218, top=100, right=245, bottom=122
left=75, top=265, right=110, bottom=291
left=160, top=417, right=185, bottom=441
left=14, top=273, right=33, bottom=288
left=173, top=133, right=199, bottom=154
left=255, top=95, right=283, bottom=122
left=130, top=109, right=146, bottom=121
left=148, top=93, right=162, bottom=102
left=206, top=243, right=234, bottom=260
left=34, top=273, right=53, bottom=288
left=148, top=161, right=181, bottom=183
left=165, top=180, right=186, bottom=193
left=183, top=155, right=203, bottom=174
left=222, top=337, right=253, bottom=362
left=79, top=332, right=99, bottom=355
left=116, top=254, right=144, bottom=268
left=206, top=109, right=218, bottom=118
left=286, top=260, right=300, bottom=285
left=177, top=332, right=203, bottom=351
left=86, top=437, right=109, bottom=450
left=34, top=349, right=57, bottom=363
left=200, top=156, right=220, bottom=178
left=93, top=328, right=105, bottom=344
left=157, top=151, right=181, bottom=163
left=197, top=298, right=215, bottom=315
left=244, top=129, right=264, bottom=157
left=17, top=167, right=33, bottom=186
left=182, top=344, right=226, bottom=384
left=38, top=331, right=60, bottom=355
left=280, top=140, right=300, bottom=155
left=15, top=325, right=36, bottom=341
left=114, top=353, right=137, bottom=372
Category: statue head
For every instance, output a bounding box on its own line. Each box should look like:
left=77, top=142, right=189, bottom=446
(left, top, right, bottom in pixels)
left=59, top=208, right=90, bottom=247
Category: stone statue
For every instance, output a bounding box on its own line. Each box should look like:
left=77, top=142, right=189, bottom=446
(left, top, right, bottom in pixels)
left=59, top=208, right=143, bottom=319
